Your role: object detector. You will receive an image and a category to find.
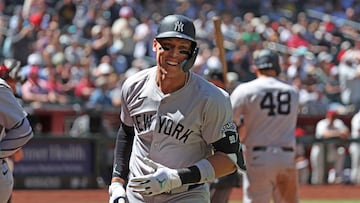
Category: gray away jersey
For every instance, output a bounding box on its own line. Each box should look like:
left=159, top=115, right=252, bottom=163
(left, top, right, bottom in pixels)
left=231, top=77, right=299, bottom=148
left=0, top=78, right=32, bottom=158
left=0, top=79, right=28, bottom=135
left=120, top=67, right=233, bottom=176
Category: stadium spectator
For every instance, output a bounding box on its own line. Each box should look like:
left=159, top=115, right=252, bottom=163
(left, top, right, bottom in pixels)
left=87, top=76, right=113, bottom=108
left=111, top=5, right=137, bottom=68
left=287, top=24, right=309, bottom=49
left=132, top=12, right=155, bottom=59
left=310, top=109, right=349, bottom=184
left=90, top=24, right=112, bottom=66
left=314, top=51, right=342, bottom=105
left=74, top=71, right=95, bottom=104
left=54, top=0, right=77, bottom=28
left=338, top=49, right=360, bottom=113
left=45, top=67, right=68, bottom=105
left=20, top=65, right=49, bottom=105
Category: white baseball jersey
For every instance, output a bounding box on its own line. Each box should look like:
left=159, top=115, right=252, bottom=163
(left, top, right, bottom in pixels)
left=231, top=77, right=300, bottom=203
left=231, top=77, right=299, bottom=148
left=120, top=67, right=234, bottom=202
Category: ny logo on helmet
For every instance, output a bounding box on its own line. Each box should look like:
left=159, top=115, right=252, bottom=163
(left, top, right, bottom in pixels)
left=174, top=21, right=184, bottom=32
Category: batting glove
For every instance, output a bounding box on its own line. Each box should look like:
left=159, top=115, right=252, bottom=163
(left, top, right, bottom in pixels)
left=128, top=158, right=182, bottom=196
left=109, top=182, right=126, bottom=203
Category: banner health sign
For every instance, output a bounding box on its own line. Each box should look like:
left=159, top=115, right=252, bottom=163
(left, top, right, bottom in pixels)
left=13, top=138, right=97, bottom=189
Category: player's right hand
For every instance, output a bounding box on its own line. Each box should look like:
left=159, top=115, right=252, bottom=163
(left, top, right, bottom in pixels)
left=128, top=158, right=182, bottom=196
left=109, top=182, right=126, bottom=203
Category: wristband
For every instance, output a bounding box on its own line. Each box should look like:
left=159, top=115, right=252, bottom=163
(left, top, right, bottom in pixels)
left=194, top=159, right=215, bottom=183
left=177, top=166, right=200, bottom=184
left=177, top=159, right=215, bottom=185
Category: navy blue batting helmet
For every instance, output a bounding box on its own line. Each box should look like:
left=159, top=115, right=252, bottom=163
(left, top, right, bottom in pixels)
left=254, top=49, right=281, bottom=75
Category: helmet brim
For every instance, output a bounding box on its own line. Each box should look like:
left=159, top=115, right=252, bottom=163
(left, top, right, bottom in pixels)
left=156, top=31, right=196, bottom=44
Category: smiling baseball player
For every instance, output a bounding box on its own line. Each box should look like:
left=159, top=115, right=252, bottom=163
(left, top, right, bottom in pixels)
left=108, top=14, right=245, bottom=203
left=231, top=49, right=299, bottom=203
left=0, top=59, right=34, bottom=203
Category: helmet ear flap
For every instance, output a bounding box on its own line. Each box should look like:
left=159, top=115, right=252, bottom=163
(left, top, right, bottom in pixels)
left=181, top=47, right=199, bottom=72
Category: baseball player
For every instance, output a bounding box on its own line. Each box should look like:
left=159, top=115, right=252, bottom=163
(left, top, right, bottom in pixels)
left=230, top=49, right=300, bottom=203
left=0, top=58, right=34, bottom=203
left=108, top=14, right=246, bottom=203
left=350, top=109, right=360, bottom=184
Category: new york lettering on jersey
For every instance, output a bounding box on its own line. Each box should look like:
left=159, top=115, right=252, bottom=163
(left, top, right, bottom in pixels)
left=132, top=112, right=193, bottom=143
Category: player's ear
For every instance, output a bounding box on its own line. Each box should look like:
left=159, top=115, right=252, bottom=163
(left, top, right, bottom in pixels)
left=152, top=39, right=157, bottom=52
left=250, top=65, right=257, bottom=73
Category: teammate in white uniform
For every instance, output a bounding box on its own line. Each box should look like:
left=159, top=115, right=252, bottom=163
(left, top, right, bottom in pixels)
left=0, top=59, right=33, bottom=203
left=231, top=49, right=300, bottom=203
left=108, top=14, right=246, bottom=203
left=350, top=109, right=360, bottom=184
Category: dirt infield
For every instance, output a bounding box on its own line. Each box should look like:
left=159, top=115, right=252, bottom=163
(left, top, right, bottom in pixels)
left=11, top=184, right=360, bottom=203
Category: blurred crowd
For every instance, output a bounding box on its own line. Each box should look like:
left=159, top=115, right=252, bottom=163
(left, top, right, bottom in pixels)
left=1, top=0, right=360, bottom=115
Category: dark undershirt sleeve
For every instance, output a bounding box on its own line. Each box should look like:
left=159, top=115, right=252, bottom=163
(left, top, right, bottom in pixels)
left=112, top=123, right=135, bottom=182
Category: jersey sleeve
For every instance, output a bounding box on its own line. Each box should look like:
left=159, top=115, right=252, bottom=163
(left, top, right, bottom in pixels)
left=119, top=79, right=134, bottom=126
left=202, top=90, right=234, bottom=144
left=0, top=87, right=28, bottom=129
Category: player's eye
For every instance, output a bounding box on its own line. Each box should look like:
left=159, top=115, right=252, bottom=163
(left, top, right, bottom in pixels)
left=158, top=40, right=191, bottom=56
left=180, top=50, right=191, bottom=56
left=160, top=46, right=189, bottom=56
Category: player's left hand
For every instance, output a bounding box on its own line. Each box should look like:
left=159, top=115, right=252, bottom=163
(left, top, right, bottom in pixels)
left=128, top=158, right=182, bottom=196
left=108, top=182, right=126, bottom=203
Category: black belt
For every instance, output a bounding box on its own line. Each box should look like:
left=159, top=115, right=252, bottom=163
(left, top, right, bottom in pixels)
left=253, top=146, right=293, bottom=152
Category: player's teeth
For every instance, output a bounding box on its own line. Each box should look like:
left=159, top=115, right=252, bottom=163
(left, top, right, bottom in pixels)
left=168, top=61, right=177, bottom=66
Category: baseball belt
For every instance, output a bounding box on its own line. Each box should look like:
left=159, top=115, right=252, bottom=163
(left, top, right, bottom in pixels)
left=165, top=183, right=204, bottom=194
left=253, top=146, right=293, bottom=152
